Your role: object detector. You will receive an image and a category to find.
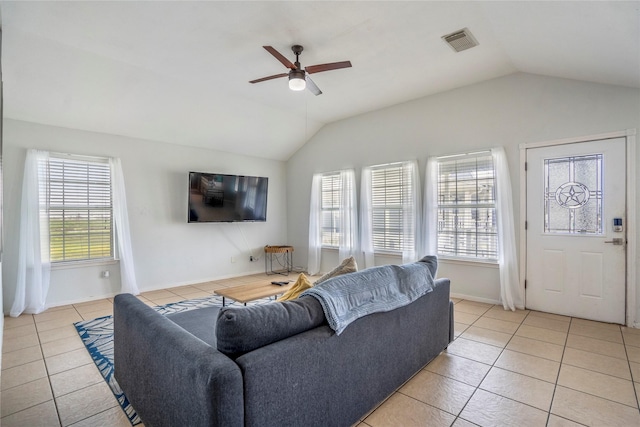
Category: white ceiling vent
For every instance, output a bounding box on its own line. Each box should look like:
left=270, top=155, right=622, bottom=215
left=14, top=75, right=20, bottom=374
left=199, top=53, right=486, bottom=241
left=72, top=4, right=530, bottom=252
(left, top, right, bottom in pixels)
left=442, top=28, right=478, bottom=52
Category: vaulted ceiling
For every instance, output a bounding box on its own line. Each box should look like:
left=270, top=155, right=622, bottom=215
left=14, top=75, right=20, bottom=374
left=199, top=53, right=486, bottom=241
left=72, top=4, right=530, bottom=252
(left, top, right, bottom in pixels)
left=2, top=1, right=639, bottom=161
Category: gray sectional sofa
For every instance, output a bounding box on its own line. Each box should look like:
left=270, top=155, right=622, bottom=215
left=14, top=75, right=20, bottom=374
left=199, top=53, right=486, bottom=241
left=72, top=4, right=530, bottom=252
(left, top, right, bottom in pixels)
left=114, top=264, right=453, bottom=427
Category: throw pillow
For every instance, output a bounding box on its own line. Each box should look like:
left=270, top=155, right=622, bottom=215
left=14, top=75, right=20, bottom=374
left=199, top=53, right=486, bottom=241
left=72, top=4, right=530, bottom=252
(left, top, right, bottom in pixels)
left=216, top=296, right=326, bottom=358
left=314, top=256, right=358, bottom=285
left=277, top=273, right=312, bottom=302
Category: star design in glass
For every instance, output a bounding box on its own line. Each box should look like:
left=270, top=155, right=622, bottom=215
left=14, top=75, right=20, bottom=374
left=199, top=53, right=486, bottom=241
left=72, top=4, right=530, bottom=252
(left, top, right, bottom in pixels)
left=555, top=182, right=590, bottom=209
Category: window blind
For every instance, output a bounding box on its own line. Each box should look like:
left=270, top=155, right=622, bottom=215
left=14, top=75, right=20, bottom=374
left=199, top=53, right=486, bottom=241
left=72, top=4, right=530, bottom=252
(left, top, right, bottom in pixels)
left=45, top=156, right=113, bottom=262
left=370, top=163, right=415, bottom=252
left=436, top=153, right=497, bottom=260
left=321, top=173, right=341, bottom=247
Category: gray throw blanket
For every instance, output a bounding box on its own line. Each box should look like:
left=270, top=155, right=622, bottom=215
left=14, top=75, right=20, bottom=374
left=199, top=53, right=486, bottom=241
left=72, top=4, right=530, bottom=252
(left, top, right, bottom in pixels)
left=301, top=256, right=438, bottom=335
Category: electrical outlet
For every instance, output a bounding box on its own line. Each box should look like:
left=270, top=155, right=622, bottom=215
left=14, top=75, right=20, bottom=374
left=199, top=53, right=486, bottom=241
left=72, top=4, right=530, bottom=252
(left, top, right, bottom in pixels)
left=101, top=270, right=110, bottom=278
left=231, top=256, right=236, bottom=263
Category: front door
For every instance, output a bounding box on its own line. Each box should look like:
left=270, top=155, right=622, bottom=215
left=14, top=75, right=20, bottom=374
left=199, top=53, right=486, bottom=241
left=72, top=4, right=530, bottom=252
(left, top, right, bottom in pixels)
left=525, top=137, right=626, bottom=324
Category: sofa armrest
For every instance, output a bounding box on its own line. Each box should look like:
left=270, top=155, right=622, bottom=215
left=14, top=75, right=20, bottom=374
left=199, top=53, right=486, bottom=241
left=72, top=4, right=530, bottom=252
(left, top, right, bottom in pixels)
left=114, top=294, right=243, bottom=427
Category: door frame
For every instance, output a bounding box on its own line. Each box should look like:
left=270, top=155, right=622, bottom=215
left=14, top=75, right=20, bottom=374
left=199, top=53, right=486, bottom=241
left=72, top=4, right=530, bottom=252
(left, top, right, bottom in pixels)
left=519, top=129, right=637, bottom=326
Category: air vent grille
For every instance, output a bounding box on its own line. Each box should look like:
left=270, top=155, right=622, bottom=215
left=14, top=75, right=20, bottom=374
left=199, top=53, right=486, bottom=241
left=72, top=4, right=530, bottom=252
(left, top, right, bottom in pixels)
left=442, top=28, right=478, bottom=52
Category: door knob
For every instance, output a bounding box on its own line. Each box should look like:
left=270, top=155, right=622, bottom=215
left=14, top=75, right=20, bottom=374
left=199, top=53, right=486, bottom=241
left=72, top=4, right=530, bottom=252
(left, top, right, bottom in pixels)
left=604, top=238, right=624, bottom=245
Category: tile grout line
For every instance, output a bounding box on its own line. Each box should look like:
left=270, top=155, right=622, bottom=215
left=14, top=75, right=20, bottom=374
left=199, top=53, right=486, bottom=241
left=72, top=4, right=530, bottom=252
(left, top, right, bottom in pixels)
left=525, top=316, right=639, bottom=412
left=450, top=303, right=493, bottom=425
left=544, top=314, right=571, bottom=426
left=35, top=313, right=65, bottom=427
left=552, top=317, right=640, bottom=412
left=465, top=307, right=561, bottom=425
left=621, top=328, right=640, bottom=410
left=450, top=307, right=606, bottom=426
left=31, top=303, right=118, bottom=426
left=0, top=314, right=65, bottom=425
left=450, top=303, right=515, bottom=426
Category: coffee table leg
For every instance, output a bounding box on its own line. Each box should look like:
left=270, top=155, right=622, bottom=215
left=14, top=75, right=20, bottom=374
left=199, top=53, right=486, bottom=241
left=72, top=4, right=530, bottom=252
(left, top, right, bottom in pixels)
left=222, top=297, right=226, bottom=307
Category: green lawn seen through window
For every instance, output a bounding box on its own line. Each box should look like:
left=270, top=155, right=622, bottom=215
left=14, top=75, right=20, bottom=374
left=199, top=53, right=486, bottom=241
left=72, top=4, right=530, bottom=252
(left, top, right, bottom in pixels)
left=49, top=217, right=112, bottom=262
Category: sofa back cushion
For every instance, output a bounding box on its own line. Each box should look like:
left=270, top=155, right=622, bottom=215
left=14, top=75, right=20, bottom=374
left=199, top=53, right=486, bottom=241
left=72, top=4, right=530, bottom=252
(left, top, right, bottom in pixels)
left=216, top=296, right=325, bottom=358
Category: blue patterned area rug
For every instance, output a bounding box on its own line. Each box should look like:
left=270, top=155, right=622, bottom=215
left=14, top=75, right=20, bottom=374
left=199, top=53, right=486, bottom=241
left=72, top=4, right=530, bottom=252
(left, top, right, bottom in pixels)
left=74, top=294, right=271, bottom=426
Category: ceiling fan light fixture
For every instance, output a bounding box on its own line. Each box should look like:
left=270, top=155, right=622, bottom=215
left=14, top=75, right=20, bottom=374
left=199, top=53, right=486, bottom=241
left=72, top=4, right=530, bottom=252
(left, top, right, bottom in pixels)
left=288, top=70, right=306, bottom=91
left=251, top=44, right=351, bottom=95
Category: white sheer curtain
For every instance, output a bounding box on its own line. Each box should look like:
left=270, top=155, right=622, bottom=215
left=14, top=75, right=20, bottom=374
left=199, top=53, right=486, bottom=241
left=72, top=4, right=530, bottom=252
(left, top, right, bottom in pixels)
left=492, top=147, right=521, bottom=311
left=359, top=167, right=375, bottom=268
left=308, top=170, right=358, bottom=275
left=11, top=149, right=51, bottom=317
left=110, top=158, right=139, bottom=295
left=307, top=174, right=322, bottom=275
left=402, top=160, right=421, bottom=264
left=338, top=169, right=358, bottom=262
left=422, top=156, right=439, bottom=257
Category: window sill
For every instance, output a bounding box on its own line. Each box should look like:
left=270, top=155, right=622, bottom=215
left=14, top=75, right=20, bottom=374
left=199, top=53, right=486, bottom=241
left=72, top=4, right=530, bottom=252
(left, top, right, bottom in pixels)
left=321, top=249, right=498, bottom=268
left=373, top=250, right=403, bottom=258
left=51, top=259, right=118, bottom=271
left=438, top=256, right=498, bottom=268
left=321, top=247, right=404, bottom=258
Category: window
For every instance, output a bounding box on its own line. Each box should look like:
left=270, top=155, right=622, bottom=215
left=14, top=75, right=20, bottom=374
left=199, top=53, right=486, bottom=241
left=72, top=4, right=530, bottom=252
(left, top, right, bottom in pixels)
left=367, top=162, right=418, bottom=253
left=320, top=173, right=342, bottom=247
left=43, top=155, right=113, bottom=262
left=308, top=170, right=357, bottom=274
left=544, top=154, right=603, bottom=234
left=436, top=152, right=497, bottom=260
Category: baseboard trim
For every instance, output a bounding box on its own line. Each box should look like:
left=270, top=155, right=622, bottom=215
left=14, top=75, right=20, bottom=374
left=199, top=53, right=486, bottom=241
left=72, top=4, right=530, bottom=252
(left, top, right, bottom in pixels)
left=450, top=293, right=501, bottom=306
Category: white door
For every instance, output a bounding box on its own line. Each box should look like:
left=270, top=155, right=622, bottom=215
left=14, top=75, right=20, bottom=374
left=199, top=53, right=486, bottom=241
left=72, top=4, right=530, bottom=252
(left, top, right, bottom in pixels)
left=525, top=138, right=626, bottom=324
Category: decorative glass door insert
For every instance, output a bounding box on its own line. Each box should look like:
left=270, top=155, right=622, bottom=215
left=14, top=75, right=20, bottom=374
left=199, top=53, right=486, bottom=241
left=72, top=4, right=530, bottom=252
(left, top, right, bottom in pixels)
left=543, top=154, right=603, bottom=234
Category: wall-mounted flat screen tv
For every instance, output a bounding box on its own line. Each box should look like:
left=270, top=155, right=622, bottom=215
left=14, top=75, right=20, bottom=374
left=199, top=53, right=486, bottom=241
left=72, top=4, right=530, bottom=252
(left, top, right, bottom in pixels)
left=188, top=172, right=268, bottom=223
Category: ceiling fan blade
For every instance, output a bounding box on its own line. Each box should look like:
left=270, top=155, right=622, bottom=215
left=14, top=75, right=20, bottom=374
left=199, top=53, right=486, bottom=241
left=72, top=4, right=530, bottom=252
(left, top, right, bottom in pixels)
left=263, top=46, right=297, bottom=70
left=249, top=73, right=288, bottom=84
left=305, top=61, right=352, bottom=74
left=305, top=75, right=323, bottom=96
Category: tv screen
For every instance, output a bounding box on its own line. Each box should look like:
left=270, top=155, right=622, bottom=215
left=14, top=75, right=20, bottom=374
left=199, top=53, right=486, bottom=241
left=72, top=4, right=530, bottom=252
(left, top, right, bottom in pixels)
left=188, top=172, right=268, bottom=223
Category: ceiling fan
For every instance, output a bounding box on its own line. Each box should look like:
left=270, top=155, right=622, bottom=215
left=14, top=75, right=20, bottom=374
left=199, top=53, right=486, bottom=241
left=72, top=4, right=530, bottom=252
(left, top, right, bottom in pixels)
left=249, top=45, right=352, bottom=96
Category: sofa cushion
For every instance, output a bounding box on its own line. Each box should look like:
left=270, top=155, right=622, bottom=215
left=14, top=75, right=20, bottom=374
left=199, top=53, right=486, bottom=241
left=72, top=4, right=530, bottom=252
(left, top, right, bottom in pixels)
left=314, top=256, right=358, bottom=285
left=276, top=273, right=313, bottom=302
left=216, top=296, right=326, bottom=358
left=166, top=306, right=220, bottom=347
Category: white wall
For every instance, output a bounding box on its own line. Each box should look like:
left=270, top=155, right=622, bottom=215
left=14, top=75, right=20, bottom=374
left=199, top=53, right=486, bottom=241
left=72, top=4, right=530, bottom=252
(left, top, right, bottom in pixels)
left=286, top=73, right=640, bottom=316
left=4, top=72, right=639, bottom=321
left=0, top=261, right=4, bottom=358
left=2, top=119, right=288, bottom=311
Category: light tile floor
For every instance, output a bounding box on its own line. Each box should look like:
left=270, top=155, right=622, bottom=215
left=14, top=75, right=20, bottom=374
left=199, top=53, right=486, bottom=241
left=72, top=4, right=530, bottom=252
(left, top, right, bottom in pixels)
left=359, top=300, right=640, bottom=427
left=2, top=275, right=640, bottom=426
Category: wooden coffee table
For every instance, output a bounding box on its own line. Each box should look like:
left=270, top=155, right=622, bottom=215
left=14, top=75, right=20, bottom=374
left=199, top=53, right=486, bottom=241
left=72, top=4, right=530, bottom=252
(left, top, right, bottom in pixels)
left=215, top=281, right=294, bottom=306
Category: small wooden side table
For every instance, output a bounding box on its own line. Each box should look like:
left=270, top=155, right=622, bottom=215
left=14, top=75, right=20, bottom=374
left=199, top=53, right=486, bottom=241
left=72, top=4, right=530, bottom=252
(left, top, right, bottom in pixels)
left=264, top=245, right=294, bottom=275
